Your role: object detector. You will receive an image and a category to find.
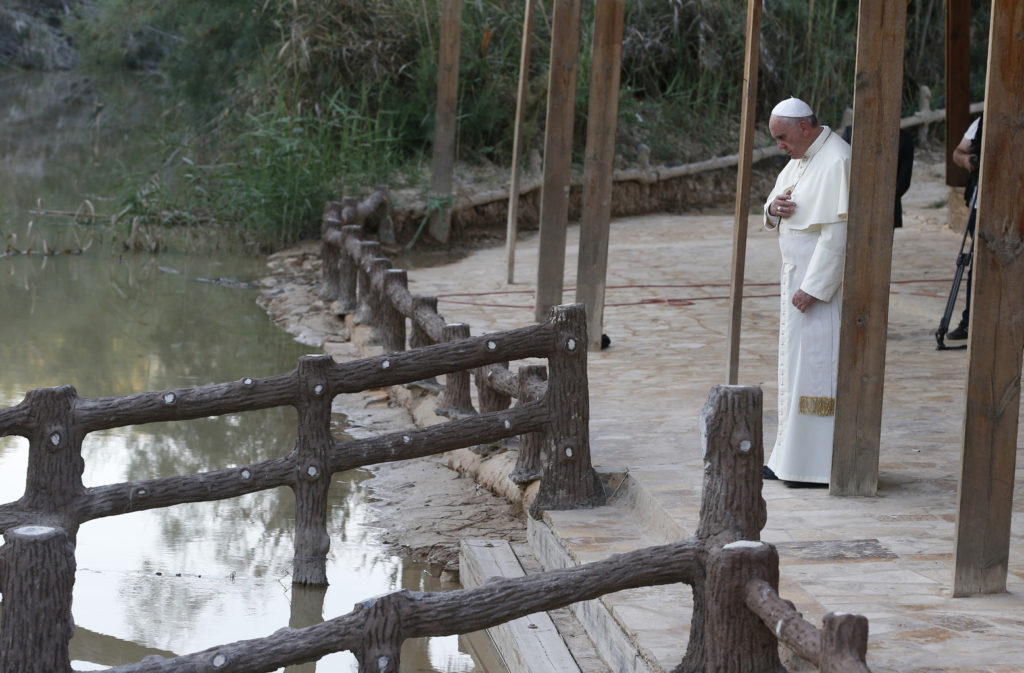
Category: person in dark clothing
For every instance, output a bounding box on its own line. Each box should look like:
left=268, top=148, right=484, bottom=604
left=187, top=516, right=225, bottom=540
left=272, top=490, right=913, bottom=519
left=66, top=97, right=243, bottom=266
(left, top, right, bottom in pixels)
left=841, top=125, right=915, bottom=228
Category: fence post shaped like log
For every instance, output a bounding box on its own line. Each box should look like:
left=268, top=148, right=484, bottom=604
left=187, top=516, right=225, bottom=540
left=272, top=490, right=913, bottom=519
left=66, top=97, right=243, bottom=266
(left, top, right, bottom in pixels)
left=435, top=323, right=477, bottom=418
left=22, top=385, right=86, bottom=524
left=366, top=258, right=393, bottom=343
left=356, top=242, right=382, bottom=326
left=530, top=304, right=605, bottom=516
left=510, top=364, right=547, bottom=485
left=292, top=355, right=336, bottom=585
left=0, top=525, right=76, bottom=673
left=320, top=201, right=343, bottom=301
left=683, top=384, right=767, bottom=672
left=702, top=541, right=783, bottom=673
left=353, top=592, right=407, bottom=673
left=335, top=225, right=363, bottom=314
left=381, top=270, right=408, bottom=353
left=821, top=613, right=870, bottom=673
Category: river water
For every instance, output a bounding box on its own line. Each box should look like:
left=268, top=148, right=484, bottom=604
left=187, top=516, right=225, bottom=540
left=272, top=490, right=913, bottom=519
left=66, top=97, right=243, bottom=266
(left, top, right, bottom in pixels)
left=0, top=72, right=488, bottom=671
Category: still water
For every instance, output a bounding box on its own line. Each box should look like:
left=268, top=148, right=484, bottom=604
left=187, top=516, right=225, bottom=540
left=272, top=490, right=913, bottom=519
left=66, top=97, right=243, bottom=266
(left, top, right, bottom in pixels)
left=0, top=72, right=488, bottom=671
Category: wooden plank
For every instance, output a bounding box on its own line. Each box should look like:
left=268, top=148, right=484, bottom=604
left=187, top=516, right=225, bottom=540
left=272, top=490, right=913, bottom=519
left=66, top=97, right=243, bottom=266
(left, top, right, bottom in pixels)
left=725, top=0, right=762, bottom=385
left=944, top=0, right=972, bottom=188
left=574, top=0, right=626, bottom=348
left=953, top=0, right=1024, bottom=597
left=506, top=0, right=537, bottom=285
left=534, top=0, right=582, bottom=322
left=459, top=539, right=583, bottom=673
left=428, top=0, right=463, bottom=244
left=830, top=1, right=907, bottom=496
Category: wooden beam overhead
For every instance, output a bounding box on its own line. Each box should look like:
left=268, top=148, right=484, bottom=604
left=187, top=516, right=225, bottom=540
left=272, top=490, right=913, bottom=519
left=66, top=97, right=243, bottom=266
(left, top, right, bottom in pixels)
left=953, top=0, right=1024, bottom=597
left=830, top=1, right=908, bottom=496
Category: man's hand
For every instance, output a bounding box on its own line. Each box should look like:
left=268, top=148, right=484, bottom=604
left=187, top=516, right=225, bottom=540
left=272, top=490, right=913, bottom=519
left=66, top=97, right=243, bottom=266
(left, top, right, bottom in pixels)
left=770, top=190, right=795, bottom=218
left=792, top=289, right=817, bottom=313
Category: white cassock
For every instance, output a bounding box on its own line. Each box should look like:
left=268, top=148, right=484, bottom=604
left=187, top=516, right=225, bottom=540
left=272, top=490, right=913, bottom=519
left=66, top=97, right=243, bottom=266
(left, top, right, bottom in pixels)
left=763, top=127, right=851, bottom=484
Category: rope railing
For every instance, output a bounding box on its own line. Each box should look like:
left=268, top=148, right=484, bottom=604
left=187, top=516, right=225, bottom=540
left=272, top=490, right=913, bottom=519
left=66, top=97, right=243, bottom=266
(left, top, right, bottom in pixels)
left=0, top=385, right=874, bottom=673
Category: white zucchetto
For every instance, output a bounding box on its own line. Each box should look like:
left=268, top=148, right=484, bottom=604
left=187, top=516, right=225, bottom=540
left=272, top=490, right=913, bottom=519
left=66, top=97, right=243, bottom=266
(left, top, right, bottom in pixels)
left=771, top=97, right=814, bottom=118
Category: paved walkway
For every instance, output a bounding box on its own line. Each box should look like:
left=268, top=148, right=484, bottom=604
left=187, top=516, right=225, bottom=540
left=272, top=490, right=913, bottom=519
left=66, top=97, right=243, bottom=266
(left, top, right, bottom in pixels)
left=388, top=156, right=1024, bottom=673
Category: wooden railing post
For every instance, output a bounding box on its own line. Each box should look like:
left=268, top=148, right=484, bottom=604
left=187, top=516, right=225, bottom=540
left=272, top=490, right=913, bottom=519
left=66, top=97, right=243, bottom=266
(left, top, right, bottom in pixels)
left=436, top=323, right=476, bottom=418
left=366, top=258, right=393, bottom=342
left=292, top=355, right=335, bottom=585
left=22, top=386, right=85, bottom=528
left=821, top=613, right=870, bottom=673
left=704, top=541, right=782, bottom=673
left=409, top=296, right=439, bottom=349
left=475, top=363, right=511, bottom=413
left=530, top=304, right=604, bottom=515
left=356, top=241, right=382, bottom=325
left=683, top=384, right=766, bottom=672
left=510, top=364, right=546, bottom=485
left=336, top=225, right=363, bottom=314
left=381, top=270, right=408, bottom=353
left=320, top=202, right=343, bottom=301
left=0, top=525, right=76, bottom=673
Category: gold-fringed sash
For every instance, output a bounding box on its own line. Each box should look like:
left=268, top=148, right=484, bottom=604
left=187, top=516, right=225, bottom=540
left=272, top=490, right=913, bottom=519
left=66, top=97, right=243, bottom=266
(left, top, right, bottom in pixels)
left=798, top=395, right=835, bottom=417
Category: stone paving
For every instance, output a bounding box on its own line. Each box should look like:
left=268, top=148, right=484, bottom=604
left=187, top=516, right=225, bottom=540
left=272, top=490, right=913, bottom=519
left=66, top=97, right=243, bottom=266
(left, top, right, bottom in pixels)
left=398, top=158, right=1024, bottom=673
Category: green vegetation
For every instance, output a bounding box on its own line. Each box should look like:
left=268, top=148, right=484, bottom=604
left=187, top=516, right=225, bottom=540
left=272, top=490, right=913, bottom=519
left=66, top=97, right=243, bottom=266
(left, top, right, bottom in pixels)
left=66, top=0, right=991, bottom=250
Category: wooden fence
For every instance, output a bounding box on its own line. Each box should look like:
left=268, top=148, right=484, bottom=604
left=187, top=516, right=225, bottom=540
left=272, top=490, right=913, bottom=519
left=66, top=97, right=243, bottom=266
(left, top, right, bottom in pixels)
left=0, top=384, right=872, bottom=672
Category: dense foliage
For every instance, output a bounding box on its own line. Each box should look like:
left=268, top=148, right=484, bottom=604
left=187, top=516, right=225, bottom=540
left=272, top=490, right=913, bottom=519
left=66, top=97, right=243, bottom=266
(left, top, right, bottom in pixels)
left=66, top=0, right=991, bottom=249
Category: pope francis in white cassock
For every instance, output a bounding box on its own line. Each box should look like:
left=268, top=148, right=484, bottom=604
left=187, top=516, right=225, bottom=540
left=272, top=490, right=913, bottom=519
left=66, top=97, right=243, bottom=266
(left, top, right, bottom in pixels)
left=763, top=97, right=851, bottom=486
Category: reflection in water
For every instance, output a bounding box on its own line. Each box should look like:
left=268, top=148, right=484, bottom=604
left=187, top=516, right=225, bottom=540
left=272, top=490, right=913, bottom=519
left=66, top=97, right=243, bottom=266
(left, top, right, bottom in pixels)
left=0, top=72, right=490, bottom=672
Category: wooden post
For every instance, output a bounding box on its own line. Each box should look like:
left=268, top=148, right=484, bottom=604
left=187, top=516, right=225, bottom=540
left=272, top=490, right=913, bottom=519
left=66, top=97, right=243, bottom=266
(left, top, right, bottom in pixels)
left=0, top=526, right=76, bottom=673
left=684, top=385, right=766, bottom=671
left=381, top=270, right=408, bottom=353
left=510, top=363, right=547, bottom=485
left=356, top=241, right=382, bottom=325
left=703, top=541, right=782, bottom=673
left=534, top=0, right=583, bottom=322
left=292, top=355, right=335, bottom=585
left=574, top=0, right=625, bottom=348
left=475, top=363, right=511, bottom=413
left=953, top=0, right=1024, bottom=597
left=830, top=1, right=907, bottom=496
left=530, top=304, right=604, bottom=515
left=428, top=0, right=463, bottom=244
left=820, top=613, right=870, bottom=673
left=21, top=386, right=84, bottom=526
left=726, top=0, right=762, bottom=385
left=506, top=0, right=537, bottom=284
left=945, top=0, right=971, bottom=189
left=436, top=323, right=477, bottom=418
left=336, top=225, right=363, bottom=315
left=320, top=202, right=343, bottom=301
left=409, top=296, right=439, bottom=349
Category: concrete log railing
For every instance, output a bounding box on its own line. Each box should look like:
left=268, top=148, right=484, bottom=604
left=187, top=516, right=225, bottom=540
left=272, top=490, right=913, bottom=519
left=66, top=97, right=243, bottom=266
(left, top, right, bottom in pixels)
left=320, top=195, right=562, bottom=489
left=0, top=385, right=871, bottom=672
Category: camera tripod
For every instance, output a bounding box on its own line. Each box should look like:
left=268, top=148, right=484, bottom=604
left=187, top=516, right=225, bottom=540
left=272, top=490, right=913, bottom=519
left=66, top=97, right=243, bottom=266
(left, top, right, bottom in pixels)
left=935, top=185, right=977, bottom=351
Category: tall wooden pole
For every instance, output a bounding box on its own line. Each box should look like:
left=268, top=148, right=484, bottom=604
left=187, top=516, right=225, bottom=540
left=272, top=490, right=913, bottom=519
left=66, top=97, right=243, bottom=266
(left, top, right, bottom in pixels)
left=830, top=1, right=907, bottom=496
left=534, top=0, right=582, bottom=322
left=575, top=0, right=626, bottom=348
left=725, top=0, right=762, bottom=384
left=945, top=0, right=971, bottom=189
left=506, top=0, right=537, bottom=284
left=953, top=0, right=1024, bottom=597
left=428, top=0, right=463, bottom=244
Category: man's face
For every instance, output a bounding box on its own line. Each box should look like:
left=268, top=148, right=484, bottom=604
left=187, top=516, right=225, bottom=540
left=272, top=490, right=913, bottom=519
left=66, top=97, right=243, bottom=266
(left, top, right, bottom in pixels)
left=769, top=116, right=813, bottom=159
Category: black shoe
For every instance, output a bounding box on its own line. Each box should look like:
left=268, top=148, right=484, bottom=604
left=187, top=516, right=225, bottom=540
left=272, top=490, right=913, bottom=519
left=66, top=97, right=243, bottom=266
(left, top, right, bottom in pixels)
left=783, top=480, right=828, bottom=489
left=762, top=466, right=778, bottom=481
left=947, top=324, right=968, bottom=340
